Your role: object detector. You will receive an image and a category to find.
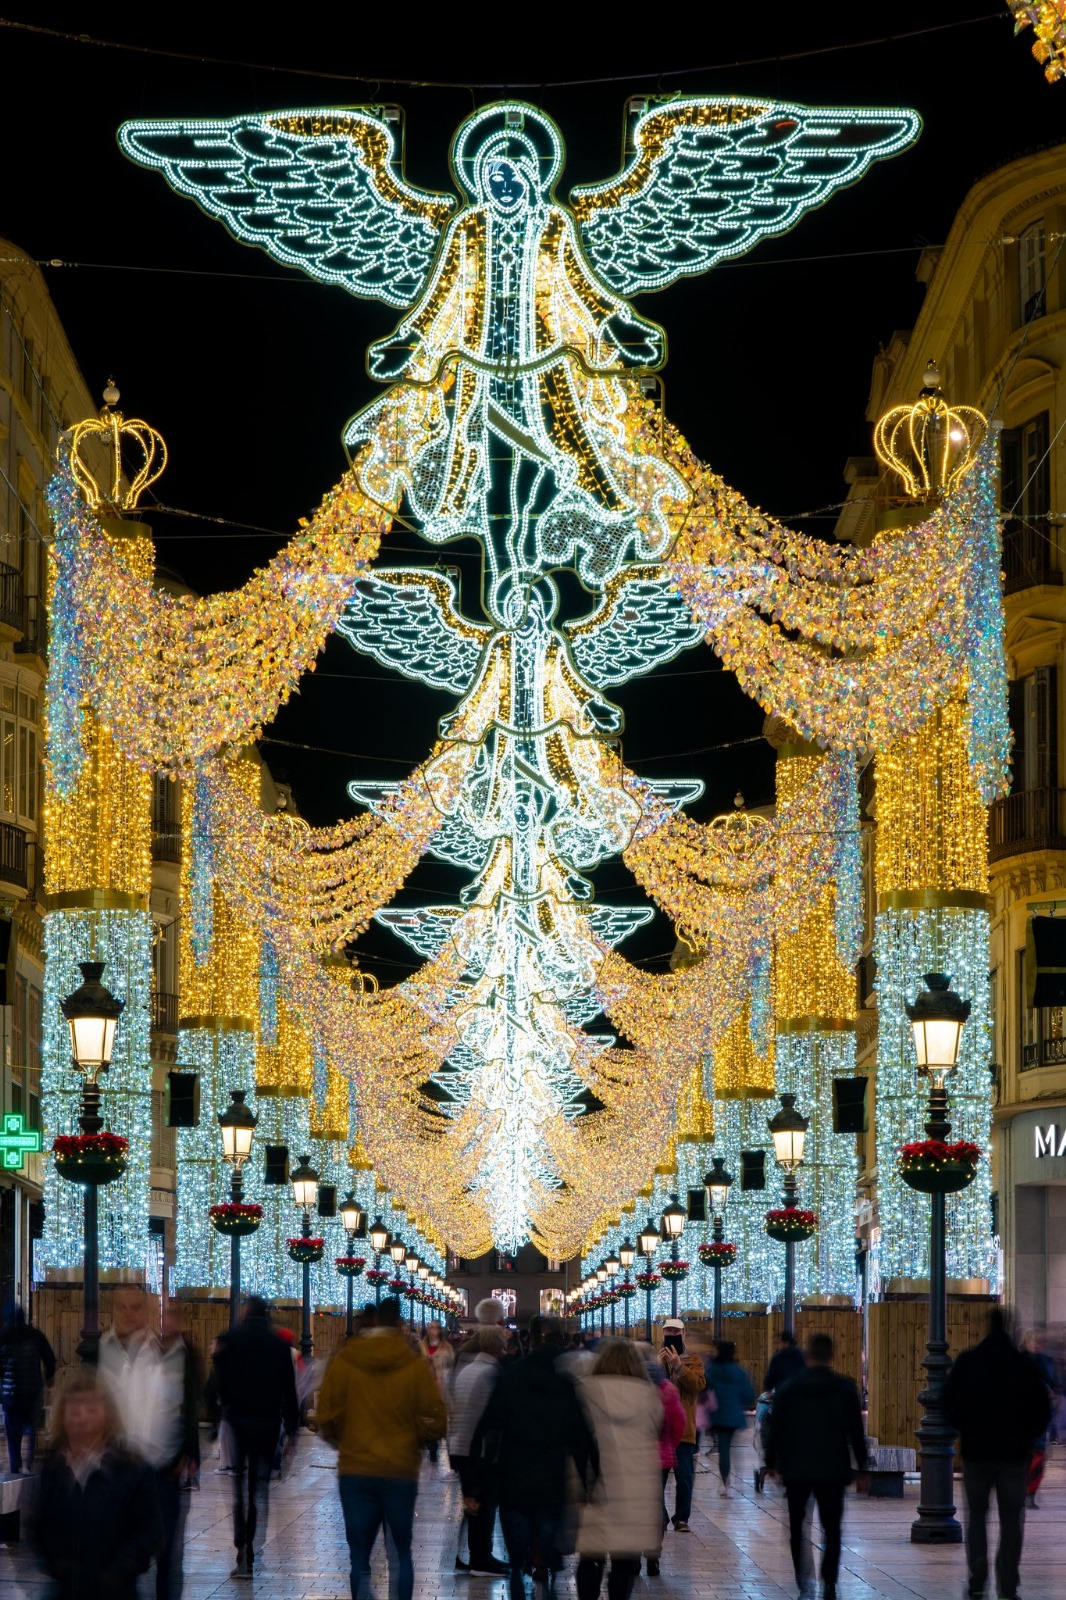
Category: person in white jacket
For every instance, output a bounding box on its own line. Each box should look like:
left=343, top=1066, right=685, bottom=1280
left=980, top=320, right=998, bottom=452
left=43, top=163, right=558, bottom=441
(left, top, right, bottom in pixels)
left=577, top=1341, right=664, bottom=1600
left=448, top=1327, right=509, bottom=1577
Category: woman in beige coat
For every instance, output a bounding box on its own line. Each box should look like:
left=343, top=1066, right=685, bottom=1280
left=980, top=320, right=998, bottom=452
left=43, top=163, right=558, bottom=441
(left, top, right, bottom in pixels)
left=576, top=1341, right=664, bottom=1600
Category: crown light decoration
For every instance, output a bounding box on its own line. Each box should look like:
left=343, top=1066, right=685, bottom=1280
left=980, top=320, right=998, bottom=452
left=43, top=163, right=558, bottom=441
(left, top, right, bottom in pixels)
left=69, top=381, right=168, bottom=511
left=873, top=361, right=987, bottom=500
left=39, top=92, right=1008, bottom=1260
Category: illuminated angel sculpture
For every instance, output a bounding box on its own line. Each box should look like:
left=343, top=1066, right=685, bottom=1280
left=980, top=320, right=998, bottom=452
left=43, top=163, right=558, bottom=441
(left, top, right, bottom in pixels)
left=120, top=95, right=920, bottom=1249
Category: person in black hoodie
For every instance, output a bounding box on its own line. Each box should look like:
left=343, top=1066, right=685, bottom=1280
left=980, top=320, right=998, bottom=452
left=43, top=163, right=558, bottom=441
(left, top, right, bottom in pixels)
left=0, top=1300, right=55, bottom=1473
left=32, top=1368, right=162, bottom=1600
left=211, top=1297, right=300, bottom=1580
left=470, top=1316, right=597, bottom=1600
left=765, top=1333, right=868, bottom=1600
left=762, top=1331, right=805, bottom=1395
left=943, top=1307, right=1052, bottom=1600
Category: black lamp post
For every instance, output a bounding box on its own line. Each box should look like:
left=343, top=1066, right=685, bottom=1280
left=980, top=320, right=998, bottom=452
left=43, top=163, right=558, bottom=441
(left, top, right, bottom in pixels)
left=618, top=1237, right=635, bottom=1334
left=417, top=1263, right=431, bottom=1331
left=604, top=1252, right=620, bottom=1335
left=596, top=1265, right=608, bottom=1332
left=339, top=1189, right=366, bottom=1337
left=703, top=1156, right=734, bottom=1342
left=290, top=1153, right=319, bottom=1362
left=768, top=1094, right=809, bottom=1338
left=660, top=1193, right=687, bottom=1319
left=905, top=972, right=970, bottom=1546
left=60, top=961, right=124, bottom=1358
left=218, top=1089, right=257, bottom=1330
left=638, top=1217, right=659, bottom=1336
left=368, top=1217, right=389, bottom=1303
left=404, top=1249, right=419, bottom=1331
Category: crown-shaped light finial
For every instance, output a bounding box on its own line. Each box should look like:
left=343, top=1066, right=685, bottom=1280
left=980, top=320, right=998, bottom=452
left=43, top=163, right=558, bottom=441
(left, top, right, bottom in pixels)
left=68, top=382, right=167, bottom=512
left=873, top=359, right=986, bottom=502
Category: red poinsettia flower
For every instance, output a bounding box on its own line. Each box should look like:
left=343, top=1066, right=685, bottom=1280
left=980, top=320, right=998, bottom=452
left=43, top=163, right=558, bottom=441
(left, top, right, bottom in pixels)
left=764, top=1208, right=817, bottom=1226
left=208, top=1202, right=263, bottom=1218
left=286, top=1236, right=325, bottom=1251
left=52, top=1131, right=129, bottom=1158
left=899, top=1139, right=981, bottom=1163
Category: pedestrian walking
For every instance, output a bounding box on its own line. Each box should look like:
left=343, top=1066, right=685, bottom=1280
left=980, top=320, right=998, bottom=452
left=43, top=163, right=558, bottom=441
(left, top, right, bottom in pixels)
left=642, top=1350, right=685, bottom=1577
left=0, top=1299, right=55, bottom=1474
left=704, top=1339, right=755, bottom=1498
left=95, top=1288, right=201, bottom=1600
left=31, top=1368, right=162, bottom=1600
left=764, top=1332, right=868, bottom=1600
left=447, top=1325, right=509, bottom=1576
left=575, top=1340, right=665, bottom=1600
left=211, top=1296, right=299, bottom=1580
left=317, top=1295, right=447, bottom=1600
left=422, top=1320, right=455, bottom=1463
left=763, top=1330, right=805, bottom=1393
left=943, top=1307, right=1052, bottom=1600
left=656, top=1317, right=706, bottom=1529
left=471, top=1315, right=597, bottom=1600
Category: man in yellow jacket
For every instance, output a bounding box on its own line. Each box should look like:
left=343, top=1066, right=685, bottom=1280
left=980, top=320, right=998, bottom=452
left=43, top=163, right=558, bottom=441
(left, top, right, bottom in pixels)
left=317, top=1298, right=447, bottom=1600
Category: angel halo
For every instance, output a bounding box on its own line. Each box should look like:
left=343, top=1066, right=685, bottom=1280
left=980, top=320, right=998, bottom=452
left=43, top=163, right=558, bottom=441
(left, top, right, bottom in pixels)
left=118, top=95, right=920, bottom=1252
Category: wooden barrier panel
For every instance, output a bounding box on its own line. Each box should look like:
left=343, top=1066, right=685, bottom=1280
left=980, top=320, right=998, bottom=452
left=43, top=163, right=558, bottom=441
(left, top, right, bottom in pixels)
left=869, top=1297, right=994, bottom=1448
left=33, top=1284, right=162, bottom=1371
left=775, top=1307, right=863, bottom=1393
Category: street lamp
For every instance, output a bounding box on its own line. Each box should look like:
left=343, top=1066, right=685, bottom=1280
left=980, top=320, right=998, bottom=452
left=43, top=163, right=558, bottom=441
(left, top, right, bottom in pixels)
left=660, top=1193, right=687, bottom=1319
left=604, top=1252, right=620, bottom=1335
left=60, top=961, right=124, bottom=1356
left=703, top=1156, right=734, bottom=1342
left=218, top=1089, right=257, bottom=1330
left=595, top=1264, right=608, bottom=1334
left=638, top=1216, right=659, bottom=1336
left=368, top=1216, right=389, bottom=1304
left=619, top=1237, right=635, bottom=1334
left=290, top=1153, right=319, bottom=1362
left=417, top=1262, right=430, bottom=1332
left=904, top=972, right=970, bottom=1546
left=404, top=1249, right=419, bottom=1329
left=339, top=1189, right=366, bottom=1337
left=768, top=1093, right=809, bottom=1338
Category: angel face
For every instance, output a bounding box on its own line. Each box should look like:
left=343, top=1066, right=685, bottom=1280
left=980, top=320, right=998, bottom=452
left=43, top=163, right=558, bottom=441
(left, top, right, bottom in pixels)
left=486, top=158, right=527, bottom=214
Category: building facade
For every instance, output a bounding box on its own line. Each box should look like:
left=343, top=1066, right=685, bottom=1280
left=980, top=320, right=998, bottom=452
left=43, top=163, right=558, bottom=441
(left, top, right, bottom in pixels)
left=839, top=143, right=1066, bottom=1328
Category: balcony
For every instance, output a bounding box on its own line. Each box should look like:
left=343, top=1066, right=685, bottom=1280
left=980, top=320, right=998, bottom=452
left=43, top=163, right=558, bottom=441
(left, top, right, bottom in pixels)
left=1002, top=519, right=1060, bottom=595
left=13, top=595, right=43, bottom=657
left=151, top=777, right=181, bottom=864
left=0, top=563, right=23, bottom=633
left=989, top=787, right=1066, bottom=862
left=0, top=822, right=28, bottom=888
left=152, top=989, right=178, bottom=1035
left=1022, top=1036, right=1066, bottom=1071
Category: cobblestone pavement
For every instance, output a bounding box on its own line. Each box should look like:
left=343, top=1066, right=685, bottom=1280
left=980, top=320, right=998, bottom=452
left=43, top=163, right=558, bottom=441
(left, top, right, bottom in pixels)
left=2, top=1433, right=1064, bottom=1600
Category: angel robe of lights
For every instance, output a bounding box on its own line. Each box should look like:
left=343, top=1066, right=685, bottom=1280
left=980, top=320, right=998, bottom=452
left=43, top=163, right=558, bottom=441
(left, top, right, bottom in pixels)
left=120, top=95, right=920, bottom=1251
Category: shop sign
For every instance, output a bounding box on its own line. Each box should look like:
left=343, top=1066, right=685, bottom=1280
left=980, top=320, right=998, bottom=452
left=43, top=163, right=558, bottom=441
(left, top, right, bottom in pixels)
left=0, top=1111, right=41, bottom=1170
left=1034, top=1122, right=1066, bottom=1159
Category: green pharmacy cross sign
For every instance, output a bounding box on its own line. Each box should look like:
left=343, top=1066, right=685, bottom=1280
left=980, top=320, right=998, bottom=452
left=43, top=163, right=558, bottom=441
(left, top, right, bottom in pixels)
left=0, top=1112, right=41, bottom=1170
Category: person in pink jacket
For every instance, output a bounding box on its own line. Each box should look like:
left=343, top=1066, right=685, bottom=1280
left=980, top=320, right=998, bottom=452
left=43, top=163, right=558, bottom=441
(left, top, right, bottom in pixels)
left=637, top=1346, right=686, bottom=1578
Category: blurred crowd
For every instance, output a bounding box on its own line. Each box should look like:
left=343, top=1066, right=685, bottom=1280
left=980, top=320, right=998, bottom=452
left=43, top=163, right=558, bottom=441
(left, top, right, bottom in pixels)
left=0, top=1292, right=1062, bottom=1600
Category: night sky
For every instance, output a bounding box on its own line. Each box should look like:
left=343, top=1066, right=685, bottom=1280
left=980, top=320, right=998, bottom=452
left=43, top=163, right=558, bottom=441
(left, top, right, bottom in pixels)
left=2, top=6, right=1062, bottom=982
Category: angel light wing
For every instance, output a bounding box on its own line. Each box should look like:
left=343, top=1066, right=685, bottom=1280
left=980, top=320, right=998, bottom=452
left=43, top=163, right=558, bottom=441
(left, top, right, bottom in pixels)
left=564, top=566, right=703, bottom=687
left=118, top=107, right=455, bottom=307
left=571, top=97, right=920, bottom=295
left=337, top=569, right=492, bottom=694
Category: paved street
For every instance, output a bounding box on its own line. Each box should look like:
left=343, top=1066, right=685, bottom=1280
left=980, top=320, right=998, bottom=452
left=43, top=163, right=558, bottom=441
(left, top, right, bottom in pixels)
left=3, top=1432, right=1064, bottom=1600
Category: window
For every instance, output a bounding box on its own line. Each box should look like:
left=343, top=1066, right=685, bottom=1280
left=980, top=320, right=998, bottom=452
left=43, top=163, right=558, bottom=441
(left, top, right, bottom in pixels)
left=0, top=683, right=39, bottom=825
left=1019, top=222, right=1047, bottom=323
left=1008, top=665, right=1057, bottom=793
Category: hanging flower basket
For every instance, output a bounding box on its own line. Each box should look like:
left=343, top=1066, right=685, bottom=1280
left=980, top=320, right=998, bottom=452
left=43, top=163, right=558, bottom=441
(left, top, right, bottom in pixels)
left=616, top=1280, right=637, bottom=1298
left=52, top=1131, right=128, bottom=1187
left=635, top=1271, right=661, bottom=1292
left=364, top=1266, right=390, bottom=1287
left=764, top=1208, right=817, bottom=1243
left=660, top=1259, right=690, bottom=1281
left=898, top=1139, right=981, bottom=1194
left=209, top=1202, right=263, bottom=1238
left=388, top=1276, right=408, bottom=1296
left=287, top=1236, right=325, bottom=1265
left=335, top=1255, right=367, bottom=1278
left=698, top=1241, right=737, bottom=1268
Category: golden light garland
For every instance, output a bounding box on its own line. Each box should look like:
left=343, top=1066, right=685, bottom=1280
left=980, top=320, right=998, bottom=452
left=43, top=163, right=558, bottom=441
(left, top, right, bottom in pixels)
left=774, top=747, right=856, bottom=1026
left=712, top=1001, right=776, bottom=1100
left=1009, top=1, right=1066, bottom=80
